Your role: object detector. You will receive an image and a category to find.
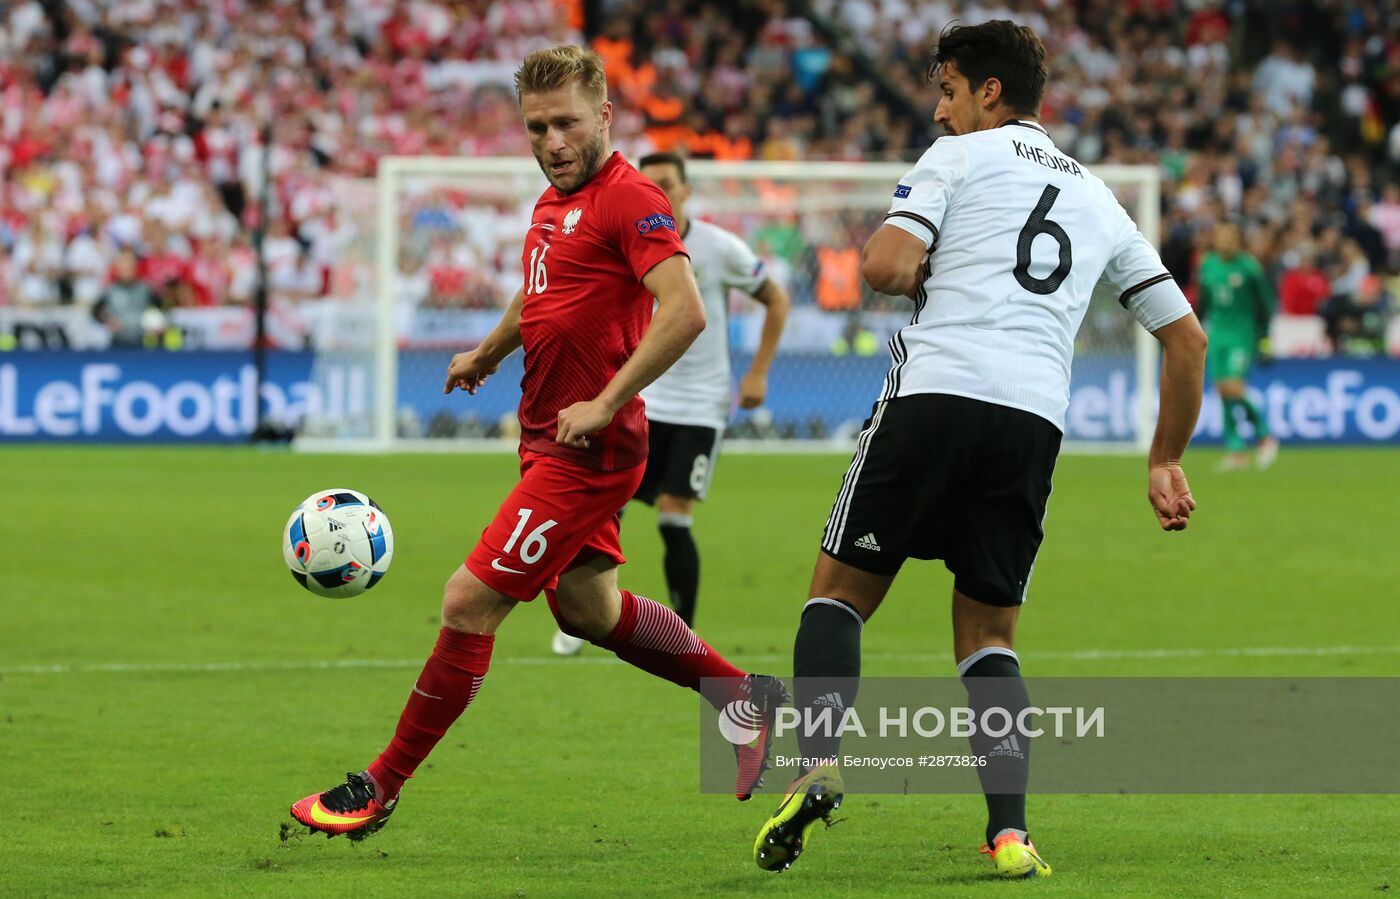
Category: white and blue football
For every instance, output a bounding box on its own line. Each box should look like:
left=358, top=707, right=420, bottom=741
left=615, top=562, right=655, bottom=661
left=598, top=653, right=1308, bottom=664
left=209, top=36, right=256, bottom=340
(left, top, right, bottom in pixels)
left=282, top=488, right=394, bottom=598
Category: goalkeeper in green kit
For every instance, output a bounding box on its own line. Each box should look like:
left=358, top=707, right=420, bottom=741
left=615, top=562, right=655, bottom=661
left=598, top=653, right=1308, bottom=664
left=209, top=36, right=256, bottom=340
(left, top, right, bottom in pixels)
left=1196, top=222, right=1280, bottom=471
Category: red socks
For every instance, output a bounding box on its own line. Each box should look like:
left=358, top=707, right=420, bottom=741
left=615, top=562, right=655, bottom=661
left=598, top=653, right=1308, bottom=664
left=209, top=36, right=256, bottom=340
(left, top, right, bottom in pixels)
left=367, top=628, right=493, bottom=799
left=594, top=590, right=745, bottom=707
left=368, top=593, right=740, bottom=799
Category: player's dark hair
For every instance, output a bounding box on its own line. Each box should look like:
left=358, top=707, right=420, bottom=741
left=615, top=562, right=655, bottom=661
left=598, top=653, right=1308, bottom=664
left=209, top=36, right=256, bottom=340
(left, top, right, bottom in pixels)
left=928, top=20, right=1048, bottom=116
left=638, top=151, right=687, bottom=183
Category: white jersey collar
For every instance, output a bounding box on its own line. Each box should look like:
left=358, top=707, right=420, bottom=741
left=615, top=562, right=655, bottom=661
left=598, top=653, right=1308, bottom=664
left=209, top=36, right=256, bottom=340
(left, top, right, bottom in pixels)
left=1000, top=119, right=1050, bottom=136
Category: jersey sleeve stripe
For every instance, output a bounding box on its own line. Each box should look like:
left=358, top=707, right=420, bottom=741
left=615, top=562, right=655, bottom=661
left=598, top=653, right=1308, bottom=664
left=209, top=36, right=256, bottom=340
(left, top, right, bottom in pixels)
left=884, top=211, right=940, bottom=243
left=1118, top=272, right=1175, bottom=308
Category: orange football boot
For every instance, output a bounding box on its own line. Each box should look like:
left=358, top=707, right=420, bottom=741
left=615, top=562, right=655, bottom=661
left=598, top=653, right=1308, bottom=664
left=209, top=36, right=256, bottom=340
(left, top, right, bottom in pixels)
left=290, top=771, right=397, bottom=840
left=732, top=674, right=790, bottom=801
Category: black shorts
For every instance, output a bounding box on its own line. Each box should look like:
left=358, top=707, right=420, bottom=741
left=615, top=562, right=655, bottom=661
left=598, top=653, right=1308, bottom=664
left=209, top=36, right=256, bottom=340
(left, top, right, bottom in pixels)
left=821, top=393, right=1061, bottom=607
left=634, top=420, right=723, bottom=504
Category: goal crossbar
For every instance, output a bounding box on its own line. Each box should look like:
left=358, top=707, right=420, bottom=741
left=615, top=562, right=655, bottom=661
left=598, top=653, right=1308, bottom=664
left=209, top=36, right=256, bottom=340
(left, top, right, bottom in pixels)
left=346, top=157, right=1162, bottom=453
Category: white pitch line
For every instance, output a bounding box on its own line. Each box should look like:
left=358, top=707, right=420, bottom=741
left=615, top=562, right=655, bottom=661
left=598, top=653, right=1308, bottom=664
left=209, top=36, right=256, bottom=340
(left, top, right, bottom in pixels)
left=1027, top=645, right=1400, bottom=661
left=2, top=645, right=1398, bottom=677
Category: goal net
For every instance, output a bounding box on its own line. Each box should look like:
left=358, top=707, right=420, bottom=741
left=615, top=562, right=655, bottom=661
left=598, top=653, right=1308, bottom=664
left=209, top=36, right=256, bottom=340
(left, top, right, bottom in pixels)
left=297, top=158, right=1160, bottom=453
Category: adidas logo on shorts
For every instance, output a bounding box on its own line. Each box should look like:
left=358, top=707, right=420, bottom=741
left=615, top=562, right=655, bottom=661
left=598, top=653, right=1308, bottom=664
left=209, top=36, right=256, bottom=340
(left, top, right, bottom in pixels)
left=854, top=533, right=881, bottom=551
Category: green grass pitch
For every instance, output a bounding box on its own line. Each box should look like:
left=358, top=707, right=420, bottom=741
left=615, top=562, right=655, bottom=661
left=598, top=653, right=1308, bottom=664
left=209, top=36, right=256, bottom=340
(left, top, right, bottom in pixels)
left=3, top=445, right=1396, bottom=897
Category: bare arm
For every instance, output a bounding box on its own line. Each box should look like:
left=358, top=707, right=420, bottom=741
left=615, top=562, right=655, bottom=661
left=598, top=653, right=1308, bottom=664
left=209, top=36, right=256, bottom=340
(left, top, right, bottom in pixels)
left=443, top=288, right=524, bottom=394
left=737, top=278, right=791, bottom=408
left=1147, top=312, right=1208, bottom=531
left=861, top=224, right=928, bottom=299
left=555, top=254, right=705, bottom=447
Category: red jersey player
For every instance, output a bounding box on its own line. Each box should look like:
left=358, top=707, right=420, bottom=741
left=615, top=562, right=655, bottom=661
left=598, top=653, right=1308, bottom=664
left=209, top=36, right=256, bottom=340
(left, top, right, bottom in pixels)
left=290, top=46, right=786, bottom=841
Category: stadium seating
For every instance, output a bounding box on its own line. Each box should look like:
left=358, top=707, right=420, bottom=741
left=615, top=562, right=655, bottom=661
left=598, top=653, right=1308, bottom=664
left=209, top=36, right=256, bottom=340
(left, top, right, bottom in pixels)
left=2, top=0, right=1396, bottom=356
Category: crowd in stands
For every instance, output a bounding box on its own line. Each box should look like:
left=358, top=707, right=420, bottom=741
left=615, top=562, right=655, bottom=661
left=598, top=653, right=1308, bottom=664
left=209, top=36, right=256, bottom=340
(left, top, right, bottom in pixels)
left=1, top=0, right=579, bottom=327
left=3, top=0, right=1400, bottom=355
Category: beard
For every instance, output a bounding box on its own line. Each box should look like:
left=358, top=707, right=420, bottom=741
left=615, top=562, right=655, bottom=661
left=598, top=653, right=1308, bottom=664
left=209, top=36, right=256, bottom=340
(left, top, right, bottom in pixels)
left=537, top=130, right=608, bottom=194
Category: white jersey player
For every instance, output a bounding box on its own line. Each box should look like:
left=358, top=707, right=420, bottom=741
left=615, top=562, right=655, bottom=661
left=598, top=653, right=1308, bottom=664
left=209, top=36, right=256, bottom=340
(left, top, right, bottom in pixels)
left=874, top=119, right=1186, bottom=429
left=751, top=20, right=1208, bottom=879
left=552, top=151, right=790, bottom=655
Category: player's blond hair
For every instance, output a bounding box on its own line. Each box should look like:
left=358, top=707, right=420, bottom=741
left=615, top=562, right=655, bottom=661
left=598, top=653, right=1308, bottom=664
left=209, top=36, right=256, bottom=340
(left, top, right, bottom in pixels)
left=514, top=45, right=608, bottom=109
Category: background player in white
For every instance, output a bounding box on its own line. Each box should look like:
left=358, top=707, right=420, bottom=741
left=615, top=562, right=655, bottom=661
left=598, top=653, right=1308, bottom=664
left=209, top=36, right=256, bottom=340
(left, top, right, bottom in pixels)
left=751, top=21, right=1208, bottom=878
left=552, top=151, right=791, bottom=654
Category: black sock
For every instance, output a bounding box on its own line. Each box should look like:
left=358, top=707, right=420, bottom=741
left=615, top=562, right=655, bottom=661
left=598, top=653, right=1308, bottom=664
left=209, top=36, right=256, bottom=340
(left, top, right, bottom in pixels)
left=961, top=648, right=1030, bottom=846
left=792, top=598, right=863, bottom=766
left=658, top=515, right=699, bottom=627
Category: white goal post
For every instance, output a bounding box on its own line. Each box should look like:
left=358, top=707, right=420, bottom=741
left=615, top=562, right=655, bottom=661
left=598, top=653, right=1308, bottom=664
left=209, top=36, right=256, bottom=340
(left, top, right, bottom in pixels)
left=299, top=157, right=1160, bottom=453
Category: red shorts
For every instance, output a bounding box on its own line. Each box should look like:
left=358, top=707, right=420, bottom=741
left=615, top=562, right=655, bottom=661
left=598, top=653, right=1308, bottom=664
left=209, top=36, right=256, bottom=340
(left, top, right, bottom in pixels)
left=465, top=450, right=645, bottom=601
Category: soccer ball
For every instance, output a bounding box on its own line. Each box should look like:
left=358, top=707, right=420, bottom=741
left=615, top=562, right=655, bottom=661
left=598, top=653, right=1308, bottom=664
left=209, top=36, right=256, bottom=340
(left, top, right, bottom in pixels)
left=282, top=488, right=394, bottom=598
